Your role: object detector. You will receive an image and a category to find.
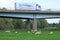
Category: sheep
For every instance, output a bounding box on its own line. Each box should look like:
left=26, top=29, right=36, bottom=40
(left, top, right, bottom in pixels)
left=27, top=31, right=30, bottom=33
left=35, top=31, right=42, bottom=35
left=5, top=30, right=10, bottom=33
left=15, top=31, right=18, bottom=33
left=50, top=32, right=53, bottom=34
left=31, top=30, right=38, bottom=33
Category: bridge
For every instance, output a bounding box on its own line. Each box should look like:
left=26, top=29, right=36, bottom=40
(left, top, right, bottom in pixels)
left=0, top=10, right=60, bottom=31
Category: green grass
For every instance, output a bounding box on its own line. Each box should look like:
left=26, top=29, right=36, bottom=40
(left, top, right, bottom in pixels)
left=0, top=30, right=60, bottom=40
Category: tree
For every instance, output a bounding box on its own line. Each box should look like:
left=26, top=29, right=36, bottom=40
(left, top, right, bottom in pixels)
left=12, top=19, right=25, bottom=30
left=37, top=19, right=49, bottom=29
left=0, top=18, right=13, bottom=30
left=0, top=18, right=5, bottom=30
left=0, top=8, right=7, bottom=10
left=58, top=21, right=60, bottom=29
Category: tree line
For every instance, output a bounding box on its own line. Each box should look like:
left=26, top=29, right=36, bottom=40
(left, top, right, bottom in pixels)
left=0, top=18, right=60, bottom=31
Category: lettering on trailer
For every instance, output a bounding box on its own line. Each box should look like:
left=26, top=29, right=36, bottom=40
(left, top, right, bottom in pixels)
left=19, top=4, right=33, bottom=7
left=15, top=2, right=36, bottom=10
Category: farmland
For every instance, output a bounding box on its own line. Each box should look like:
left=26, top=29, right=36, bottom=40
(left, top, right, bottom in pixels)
left=0, top=30, right=60, bottom=40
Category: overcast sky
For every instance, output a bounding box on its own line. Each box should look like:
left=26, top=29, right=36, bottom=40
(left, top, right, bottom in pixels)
left=0, top=0, right=60, bottom=10
left=0, top=0, right=60, bottom=23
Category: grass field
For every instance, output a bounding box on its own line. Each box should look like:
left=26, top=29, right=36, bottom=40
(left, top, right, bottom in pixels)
left=0, top=30, right=60, bottom=40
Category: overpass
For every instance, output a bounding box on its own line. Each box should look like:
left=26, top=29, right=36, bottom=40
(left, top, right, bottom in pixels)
left=0, top=10, right=60, bottom=31
left=0, top=10, right=60, bottom=19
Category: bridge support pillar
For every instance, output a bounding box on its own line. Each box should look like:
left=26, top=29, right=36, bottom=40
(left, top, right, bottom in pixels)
left=32, top=19, right=37, bottom=32
left=26, top=19, right=30, bottom=31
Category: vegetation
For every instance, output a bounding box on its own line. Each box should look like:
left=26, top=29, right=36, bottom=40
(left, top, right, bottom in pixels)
left=0, top=30, right=60, bottom=40
left=0, top=18, right=60, bottom=30
left=37, top=19, right=49, bottom=29
left=0, top=18, right=60, bottom=40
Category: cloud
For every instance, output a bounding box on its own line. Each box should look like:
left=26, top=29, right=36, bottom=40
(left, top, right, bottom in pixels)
left=0, top=0, right=15, bottom=9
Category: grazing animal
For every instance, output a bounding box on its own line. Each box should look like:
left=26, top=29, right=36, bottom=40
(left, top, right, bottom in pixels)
left=35, top=32, right=42, bottom=35
left=5, top=30, right=10, bottom=32
left=15, top=31, right=18, bottom=33
left=27, top=31, right=30, bottom=33
left=50, top=32, right=53, bottom=35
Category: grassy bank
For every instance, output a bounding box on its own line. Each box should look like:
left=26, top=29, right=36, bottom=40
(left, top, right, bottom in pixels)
left=0, top=30, right=60, bottom=40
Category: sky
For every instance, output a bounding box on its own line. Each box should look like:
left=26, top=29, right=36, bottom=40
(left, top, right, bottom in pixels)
left=0, top=0, right=60, bottom=23
left=0, top=0, right=60, bottom=10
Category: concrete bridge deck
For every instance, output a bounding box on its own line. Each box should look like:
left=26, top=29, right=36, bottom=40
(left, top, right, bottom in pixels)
left=0, top=10, right=60, bottom=19
left=0, top=10, right=60, bottom=13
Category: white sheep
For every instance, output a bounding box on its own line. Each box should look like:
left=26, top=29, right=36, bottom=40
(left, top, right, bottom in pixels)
left=5, top=30, right=10, bottom=33
left=27, top=31, right=30, bottom=33
left=15, top=31, right=18, bottom=33
left=35, top=32, right=42, bottom=35
left=50, top=32, right=53, bottom=35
